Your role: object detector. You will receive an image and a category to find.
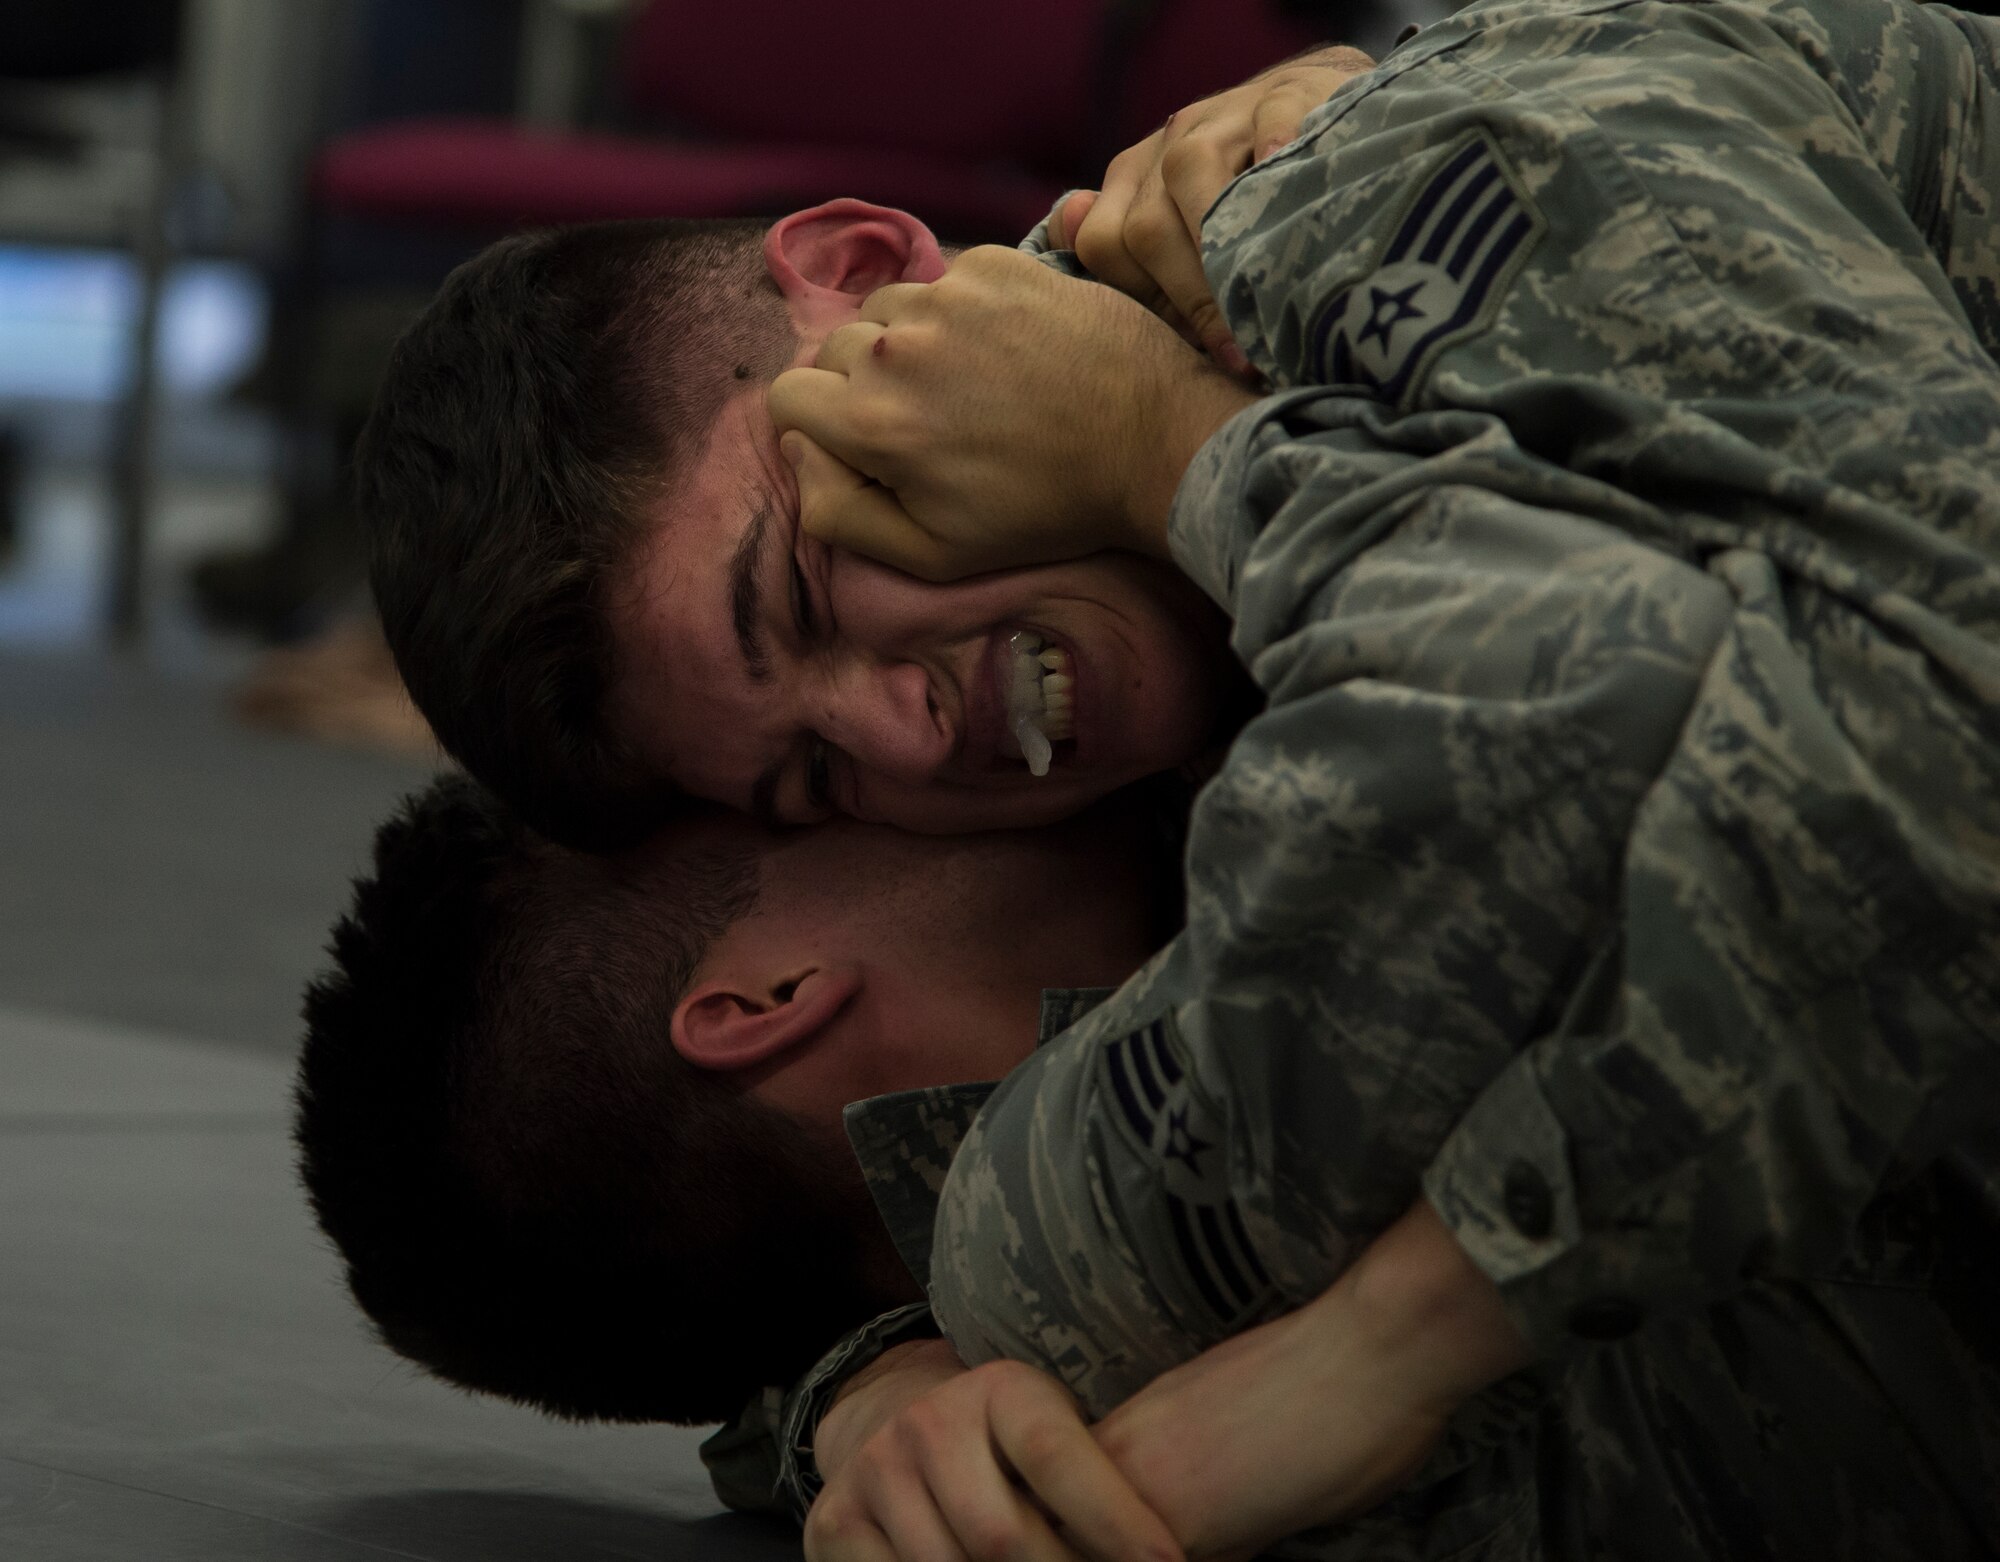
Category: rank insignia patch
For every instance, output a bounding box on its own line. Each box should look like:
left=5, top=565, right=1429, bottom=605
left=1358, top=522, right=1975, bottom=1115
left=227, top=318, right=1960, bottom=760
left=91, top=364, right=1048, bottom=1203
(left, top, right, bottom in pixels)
left=1311, top=133, right=1543, bottom=403
left=1101, top=1020, right=1273, bottom=1326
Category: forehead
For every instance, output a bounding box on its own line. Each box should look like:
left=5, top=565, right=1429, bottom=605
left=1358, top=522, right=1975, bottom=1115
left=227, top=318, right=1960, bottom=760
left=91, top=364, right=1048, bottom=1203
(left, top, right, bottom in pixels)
left=608, top=395, right=789, bottom=803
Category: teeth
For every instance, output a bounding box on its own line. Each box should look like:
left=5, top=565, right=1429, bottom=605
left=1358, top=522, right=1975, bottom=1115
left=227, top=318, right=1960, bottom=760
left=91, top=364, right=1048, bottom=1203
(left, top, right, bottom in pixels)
left=1004, top=630, right=1076, bottom=771
left=1041, top=673, right=1073, bottom=741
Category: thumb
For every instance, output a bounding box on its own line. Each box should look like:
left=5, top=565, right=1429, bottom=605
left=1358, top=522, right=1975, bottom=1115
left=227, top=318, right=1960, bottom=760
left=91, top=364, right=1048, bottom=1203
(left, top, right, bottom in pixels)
left=1050, top=189, right=1100, bottom=252
left=786, top=433, right=957, bottom=582
left=1187, top=298, right=1259, bottom=384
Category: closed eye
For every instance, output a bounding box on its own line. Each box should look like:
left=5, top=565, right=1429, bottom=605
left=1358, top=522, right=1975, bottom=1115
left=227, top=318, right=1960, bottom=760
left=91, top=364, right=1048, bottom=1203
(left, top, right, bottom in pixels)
left=790, top=557, right=818, bottom=641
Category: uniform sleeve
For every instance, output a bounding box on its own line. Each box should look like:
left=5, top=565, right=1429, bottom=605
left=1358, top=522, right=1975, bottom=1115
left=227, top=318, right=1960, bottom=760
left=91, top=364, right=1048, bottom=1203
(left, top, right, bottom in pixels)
left=699, top=1303, right=941, bottom=1522
left=931, top=0, right=2000, bottom=1393
left=1181, top=387, right=2000, bottom=1364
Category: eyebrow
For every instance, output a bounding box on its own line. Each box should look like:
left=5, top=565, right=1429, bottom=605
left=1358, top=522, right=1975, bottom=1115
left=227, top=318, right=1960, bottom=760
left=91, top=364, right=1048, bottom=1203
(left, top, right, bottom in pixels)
left=728, top=496, right=774, bottom=686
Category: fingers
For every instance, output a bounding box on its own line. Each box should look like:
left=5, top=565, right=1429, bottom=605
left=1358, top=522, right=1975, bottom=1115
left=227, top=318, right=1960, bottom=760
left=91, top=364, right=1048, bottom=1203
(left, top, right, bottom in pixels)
left=1069, top=45, right=1381, bottom=378
left=1151, top=132, right=1253, bottom=373
left=1048, top=189, right=1099, bottom=253
left=803, top=1504, right=903, bottom=1562
left=783, top=431, right=958, bottom=582
left=769, top=364, right=869, bottom=466
left=856, top=279, right=931, bottom=325
left=814, top=320, right=888, bottom=376
left=857, top=1458, right=978, bottom=1562
left=1071, top=135, right=1162, bottom=305
left=1073, top=118, right=1254, bottom=379
left=858, top=243, right=1032, bottom=326
left=914, top=1412, right=1088, bottom=1562
left=978, top=1370, right=1183, bottom=1562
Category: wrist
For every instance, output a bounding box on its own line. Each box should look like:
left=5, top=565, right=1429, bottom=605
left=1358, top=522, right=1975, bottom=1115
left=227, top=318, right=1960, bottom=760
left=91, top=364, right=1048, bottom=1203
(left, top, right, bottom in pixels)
left=815, top=1338, right=966, bottom=1481
left=1123, top=364, right=1258, bottom=560
left=1324, top=1198, right=1534, bottom=1410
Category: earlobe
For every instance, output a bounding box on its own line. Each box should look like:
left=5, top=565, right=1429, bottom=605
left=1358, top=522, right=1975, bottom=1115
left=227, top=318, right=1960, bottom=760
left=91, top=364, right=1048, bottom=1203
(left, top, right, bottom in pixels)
left=764, top=199, right=947, bottom=313
left=671, top=964, right=864, bottom=1072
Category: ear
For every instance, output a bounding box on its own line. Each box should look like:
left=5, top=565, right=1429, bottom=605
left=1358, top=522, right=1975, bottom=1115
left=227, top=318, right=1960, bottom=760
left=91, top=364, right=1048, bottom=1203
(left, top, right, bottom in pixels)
left=765, top=200, right=946, bottom=326
left=671, top=964, right=864, bottom=1073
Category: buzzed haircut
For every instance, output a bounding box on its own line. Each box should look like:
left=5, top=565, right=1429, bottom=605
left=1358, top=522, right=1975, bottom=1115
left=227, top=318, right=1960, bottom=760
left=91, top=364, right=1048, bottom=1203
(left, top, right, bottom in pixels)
left=358, top=220, right=795, bottom=850
left=295, top=775, right=900, bottom=1425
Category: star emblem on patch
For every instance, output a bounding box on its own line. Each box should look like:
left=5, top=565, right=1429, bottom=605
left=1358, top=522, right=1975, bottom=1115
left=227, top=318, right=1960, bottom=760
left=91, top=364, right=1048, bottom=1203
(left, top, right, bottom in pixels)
left=1334, top=261, right=1448, bottom=385
left=1356, top=279, right=1428, bottom=350
left=1162, top=1105, right=1212, bottom=1177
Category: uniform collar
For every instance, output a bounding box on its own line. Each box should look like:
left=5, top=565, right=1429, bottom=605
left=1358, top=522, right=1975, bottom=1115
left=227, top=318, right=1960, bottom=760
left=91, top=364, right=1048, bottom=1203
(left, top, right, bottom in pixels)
left=842, top=988, right=1118, bottom=1290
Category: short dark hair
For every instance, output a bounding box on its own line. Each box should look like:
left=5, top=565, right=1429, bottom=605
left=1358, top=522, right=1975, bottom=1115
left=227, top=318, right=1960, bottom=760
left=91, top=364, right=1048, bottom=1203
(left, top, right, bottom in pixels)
left=357, top=220, right=794, bottom=850
left=295, top=774, right=899, bottom=1424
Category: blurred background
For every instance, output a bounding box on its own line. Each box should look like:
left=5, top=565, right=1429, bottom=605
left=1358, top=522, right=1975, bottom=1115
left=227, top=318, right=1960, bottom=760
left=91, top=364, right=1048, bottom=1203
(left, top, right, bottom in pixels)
left=0, top=0, right=1449, bottom=1058
left=0, top=1, right=1448, bottom=1556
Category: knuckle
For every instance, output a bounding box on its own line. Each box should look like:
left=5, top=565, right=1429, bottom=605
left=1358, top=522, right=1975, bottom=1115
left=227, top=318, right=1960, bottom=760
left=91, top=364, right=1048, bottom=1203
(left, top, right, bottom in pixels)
left=1073, top=223, right=1124, bottom=279
left=847, top=398, right=901, bottom=452
left=1158, top=137, right=1202, bottom=180
left=1092, top=1414, right=1139, bottom=1466
left=1008, top=1419, right=1072, bottom=1477
left=803, top=1496, right=859, bottom=1547
left=893, top=1393, right=957, bottom=1448
left=1105, top=139, right=1153, bottom=184
left=971, top=1357, right=1032, bottom=1388
left=897, top=317, right=942, bottom=357
left=1180, top=117, right=1234, bottom=156
left=1121, top=201, right=1176, bottom=255
left=964, top=1517, right=1027, bottom=1562
left=962, top=245, right=1010, bottom=279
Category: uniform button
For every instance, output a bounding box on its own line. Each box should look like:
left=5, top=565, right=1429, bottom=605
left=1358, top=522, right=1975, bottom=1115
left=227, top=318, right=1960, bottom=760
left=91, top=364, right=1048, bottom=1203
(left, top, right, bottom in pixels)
left=1568, top=1298, right=1642, bottom=1340
left=1501, top=1159, right=1553, bottom=1240
left=1395, top=22, right=1422, bottom=46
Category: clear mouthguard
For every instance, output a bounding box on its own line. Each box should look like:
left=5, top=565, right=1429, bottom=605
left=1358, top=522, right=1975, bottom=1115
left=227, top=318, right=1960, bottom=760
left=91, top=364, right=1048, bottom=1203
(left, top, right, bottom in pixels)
left=1004, top=630, right=1072, bottom=779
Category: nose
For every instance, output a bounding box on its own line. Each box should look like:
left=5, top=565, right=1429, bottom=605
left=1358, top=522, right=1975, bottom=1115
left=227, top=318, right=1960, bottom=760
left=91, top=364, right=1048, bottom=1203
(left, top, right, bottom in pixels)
left=819, top=656, right=951, bottom=784
left=810, top=545, right=969, bottom=784
left=817, top=655, right=951, bottom=784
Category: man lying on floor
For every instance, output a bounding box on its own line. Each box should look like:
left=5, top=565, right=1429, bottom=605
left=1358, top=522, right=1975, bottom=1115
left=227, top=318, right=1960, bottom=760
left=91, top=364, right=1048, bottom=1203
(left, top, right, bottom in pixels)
left=293, top=773, right=1178, bottom=1435
left=298, top=772, right=1999, bottom=1562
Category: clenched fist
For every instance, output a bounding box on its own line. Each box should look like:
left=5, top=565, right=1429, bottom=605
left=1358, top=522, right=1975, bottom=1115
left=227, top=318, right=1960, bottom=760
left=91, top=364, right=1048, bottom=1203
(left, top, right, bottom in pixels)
left=769, top=245, right=1254, bottom=582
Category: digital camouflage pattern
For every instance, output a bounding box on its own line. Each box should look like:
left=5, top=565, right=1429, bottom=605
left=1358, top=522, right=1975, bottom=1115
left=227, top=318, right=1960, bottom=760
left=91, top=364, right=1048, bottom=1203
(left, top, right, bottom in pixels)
left=919, top=0, right=2000, bottom=1554
left=700, top=992, right=1106, bottom=1521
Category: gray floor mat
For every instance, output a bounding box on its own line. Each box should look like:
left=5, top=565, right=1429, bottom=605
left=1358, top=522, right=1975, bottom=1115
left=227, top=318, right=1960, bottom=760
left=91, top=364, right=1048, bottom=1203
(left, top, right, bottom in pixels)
left=0, top=1007, right=800, bottom=1560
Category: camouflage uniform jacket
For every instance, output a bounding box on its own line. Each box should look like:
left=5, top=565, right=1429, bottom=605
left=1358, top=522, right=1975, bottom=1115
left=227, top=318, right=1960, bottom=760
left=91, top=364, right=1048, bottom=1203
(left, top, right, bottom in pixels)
left=710, top=0, right=2000, bottom=1552
left=930, top=0, right=2000, bottom=1554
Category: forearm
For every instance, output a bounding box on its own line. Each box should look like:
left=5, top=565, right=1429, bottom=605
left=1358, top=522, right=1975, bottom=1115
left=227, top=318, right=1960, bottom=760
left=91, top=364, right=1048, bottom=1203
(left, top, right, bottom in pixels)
left=1084, top=1197, right=1531, bottom=1559
left=1335, top=1197, right=1532, bottom=1404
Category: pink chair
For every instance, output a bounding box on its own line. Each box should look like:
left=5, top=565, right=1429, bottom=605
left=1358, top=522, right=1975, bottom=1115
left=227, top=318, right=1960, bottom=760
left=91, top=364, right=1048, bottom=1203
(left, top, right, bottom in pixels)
left=313, top=0, right=1324, bottom=242
left=226, top=0, right=1321, bottom=638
